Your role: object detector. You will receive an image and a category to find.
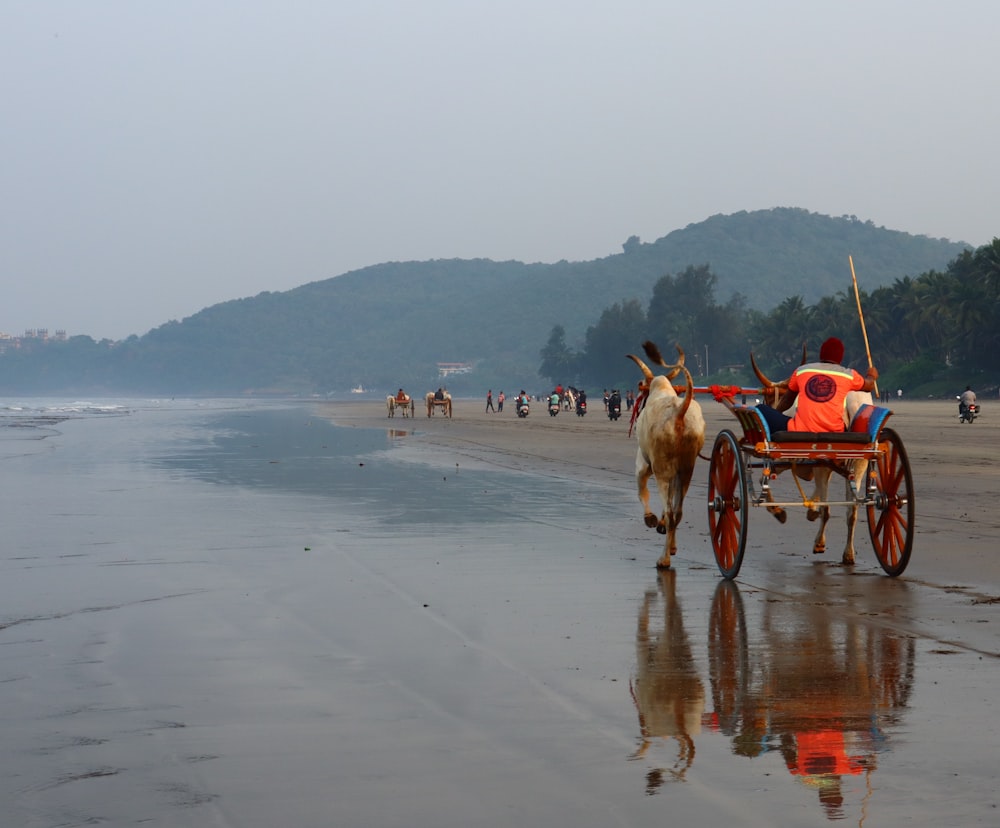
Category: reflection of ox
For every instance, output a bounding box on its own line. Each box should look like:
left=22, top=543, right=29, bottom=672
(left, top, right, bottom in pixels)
left=630, top=570, right=705, bottom=792
left=386, top=395, right=415, bottom=418
left=425, top=391, right=452, bottom=417
left=707, top=578, right=915, bottom=820
left=628, top=342, right=706, bottom=569
left=750, top=353, right=873, bottom=565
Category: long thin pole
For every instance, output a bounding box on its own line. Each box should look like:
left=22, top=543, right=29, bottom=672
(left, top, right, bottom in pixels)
left=849, top=254, right=879, bottom=397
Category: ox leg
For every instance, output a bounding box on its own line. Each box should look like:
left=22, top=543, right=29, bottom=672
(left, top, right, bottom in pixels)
left=810, top=507, right=830, bottom=554
left=654, top=468, right=693, bottom=569
left=636, top=457, right=659, bottom=531
left=808, top=469, right=831, bottom=554
left=841, top=503, right=858, bottom=565
left=841, top=461, right=865, bottom=565
left=658, top=512, right=679, bottom=569
left=765, top=494, right=787, bottom=524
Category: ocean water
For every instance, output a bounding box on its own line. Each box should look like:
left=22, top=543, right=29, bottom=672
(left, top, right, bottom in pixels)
left=0, top=396, right=620, bottom=548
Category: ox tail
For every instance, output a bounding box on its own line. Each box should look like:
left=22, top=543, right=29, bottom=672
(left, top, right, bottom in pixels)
left=642, top=340, right=685, bottom=380
left=674, top=364, right=695, bottom=424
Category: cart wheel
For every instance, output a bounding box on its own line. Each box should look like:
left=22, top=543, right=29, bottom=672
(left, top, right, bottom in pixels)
left=708, top=430, right=748, bottom=579
left=866, top=427, right=914, bottom=576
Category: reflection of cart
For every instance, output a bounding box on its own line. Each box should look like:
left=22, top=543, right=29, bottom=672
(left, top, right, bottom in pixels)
left=707, top=403, right=913, bottom=579
left=706, top=579, right=916, bottom=820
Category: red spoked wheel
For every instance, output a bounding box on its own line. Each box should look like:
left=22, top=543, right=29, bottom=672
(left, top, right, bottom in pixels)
left=708, top=430, right=748, bottom=580
left=866, top=427, right=914, bottom=576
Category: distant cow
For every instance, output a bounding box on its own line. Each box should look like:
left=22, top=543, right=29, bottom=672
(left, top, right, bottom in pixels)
left=627, top=342, right=706, bottom=569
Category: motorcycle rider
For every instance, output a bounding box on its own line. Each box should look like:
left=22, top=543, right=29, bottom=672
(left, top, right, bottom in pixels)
left=959, top=385, right=977, bottom=418
left=517, top=390, right=530, bottom=416
left=608, top=389, right=622, bottom=420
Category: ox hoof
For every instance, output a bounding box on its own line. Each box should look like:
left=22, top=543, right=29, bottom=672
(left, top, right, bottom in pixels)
left=841, top=554, right=856, bottom=566
left=655, top=558, right=671, bottom=570
left=643, top=514, right=659, bottom=529
left=812, top=544, right=826, bottom=555
left=767, top=506, right=787, bottom=525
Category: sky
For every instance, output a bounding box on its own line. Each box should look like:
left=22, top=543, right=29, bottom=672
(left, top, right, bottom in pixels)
left=2, top=1, right=998, bottom=341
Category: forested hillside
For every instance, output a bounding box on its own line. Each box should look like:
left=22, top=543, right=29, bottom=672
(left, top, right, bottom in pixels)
left=0, top=208, right=971, bottom=395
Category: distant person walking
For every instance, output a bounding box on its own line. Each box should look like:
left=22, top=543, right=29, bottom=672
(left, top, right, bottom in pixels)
left=486, top=389, right=495, bottom=412
left=497, top=391, right=505, bottom=413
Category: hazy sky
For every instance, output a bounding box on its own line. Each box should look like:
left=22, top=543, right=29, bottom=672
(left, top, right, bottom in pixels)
left=3, top=1, right=997, bottom=340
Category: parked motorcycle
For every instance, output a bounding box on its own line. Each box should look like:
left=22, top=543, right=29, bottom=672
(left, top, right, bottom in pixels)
left=958, top=399, right=979, bottom=423
left=607, top=391, right=622, bottom=421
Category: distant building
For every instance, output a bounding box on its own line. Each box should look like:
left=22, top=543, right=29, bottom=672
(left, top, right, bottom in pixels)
left=437, top=362, right=473, bottom=378
left=0, top=327, right=70, bottom=355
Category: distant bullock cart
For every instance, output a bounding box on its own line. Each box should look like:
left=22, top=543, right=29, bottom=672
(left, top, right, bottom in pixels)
left=425, top=390, right=452, bottom=417
left=387, top=395, right=415, bottom=418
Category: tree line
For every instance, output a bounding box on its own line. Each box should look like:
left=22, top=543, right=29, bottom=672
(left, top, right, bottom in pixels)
left=539, top=239, right=1000, bottom=395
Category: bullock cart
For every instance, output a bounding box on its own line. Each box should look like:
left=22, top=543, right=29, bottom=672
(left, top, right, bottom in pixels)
left=387, top=395, right=415, bottom=418
left=425, top=391, right=453, bottom=418
left=706, top=401, right=913, bottom=580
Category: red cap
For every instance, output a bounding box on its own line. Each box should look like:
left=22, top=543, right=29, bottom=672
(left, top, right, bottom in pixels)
left=819, top=337, right=844, bottom=363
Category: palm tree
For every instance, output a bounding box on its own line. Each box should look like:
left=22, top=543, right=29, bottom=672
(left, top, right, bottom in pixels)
left=913, top=270, right=957, bottom=362
left=748, top=296, right=810, bottom=373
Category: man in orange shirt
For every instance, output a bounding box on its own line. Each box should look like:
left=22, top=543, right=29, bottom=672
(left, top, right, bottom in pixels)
left=756, top=337, right=878, bottom=434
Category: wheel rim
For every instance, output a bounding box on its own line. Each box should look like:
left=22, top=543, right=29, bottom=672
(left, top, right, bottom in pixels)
left=708, top=430, right=748, bottom=579
left=866, top=427, right=914, bottom=576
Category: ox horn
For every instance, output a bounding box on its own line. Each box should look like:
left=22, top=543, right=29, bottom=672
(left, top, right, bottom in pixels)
left=627, top=353, right=655, bottom=383
left=750, top=351, right=774, bottom=388
left=750, top=342, right=808, bottom=388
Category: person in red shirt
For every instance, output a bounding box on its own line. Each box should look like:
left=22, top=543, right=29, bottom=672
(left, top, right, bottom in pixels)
left=754, top=337, right=878, bottom=434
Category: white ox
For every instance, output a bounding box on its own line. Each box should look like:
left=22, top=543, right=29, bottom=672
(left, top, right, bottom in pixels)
left=628, top=342, right=706, bottom=569
left=750, top=353, right=873, bottom=565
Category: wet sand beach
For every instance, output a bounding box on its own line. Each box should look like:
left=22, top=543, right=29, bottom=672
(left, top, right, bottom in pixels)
left=2, top=396, right=998, bottom=826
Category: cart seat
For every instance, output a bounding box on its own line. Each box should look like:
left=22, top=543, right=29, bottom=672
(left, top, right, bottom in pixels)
left=734, top=403, right=892, bottom=445
left=769, top=430, right=873, bottom=444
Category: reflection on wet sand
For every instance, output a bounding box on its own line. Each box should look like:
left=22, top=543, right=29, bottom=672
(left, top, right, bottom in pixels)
left=629, top=570, right=705, bottom=793
left=629, top=574, right=916, bottom=819
left=706, top=579, right=916, bottom=820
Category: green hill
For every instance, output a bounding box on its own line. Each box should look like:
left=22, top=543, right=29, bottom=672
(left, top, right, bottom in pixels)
left=0, top=208, right=969, bottom=395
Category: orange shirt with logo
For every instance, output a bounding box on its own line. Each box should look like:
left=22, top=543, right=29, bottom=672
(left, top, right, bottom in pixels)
left=786, top=363, right=865, bottom=432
